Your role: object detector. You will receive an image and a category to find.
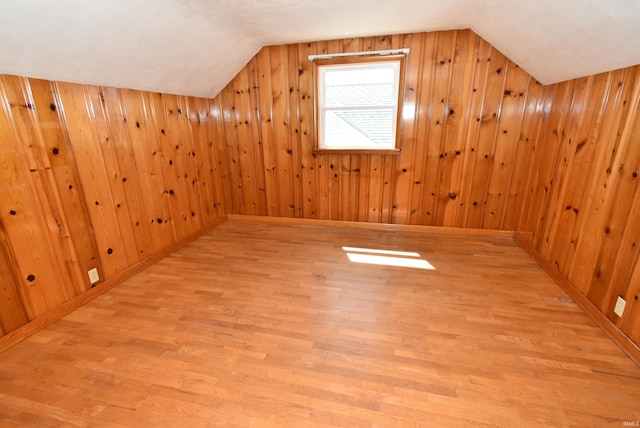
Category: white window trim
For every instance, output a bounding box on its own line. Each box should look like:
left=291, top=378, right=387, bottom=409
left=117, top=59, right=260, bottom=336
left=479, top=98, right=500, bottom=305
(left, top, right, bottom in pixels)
left=312, top=53, right=407, bottom=154
left=318, top=61, right=400, bottom=150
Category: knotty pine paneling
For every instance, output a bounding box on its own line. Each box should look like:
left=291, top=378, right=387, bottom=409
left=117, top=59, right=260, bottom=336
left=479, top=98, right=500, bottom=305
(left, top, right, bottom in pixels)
left=0, top=231, right=28, bottom=335
left=217, top=30, right=545, bottom=227
left=0, top=75, right=228, bottom=338
left=0, top=75, right=81, bottom=320
left=214, top=29, right=639, bottom=351
left=519, top=65, right=640, bottom=345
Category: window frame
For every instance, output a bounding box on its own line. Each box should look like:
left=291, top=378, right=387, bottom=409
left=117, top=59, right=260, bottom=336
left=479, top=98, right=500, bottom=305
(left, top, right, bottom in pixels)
left=312, top=54, right=407, bottom=154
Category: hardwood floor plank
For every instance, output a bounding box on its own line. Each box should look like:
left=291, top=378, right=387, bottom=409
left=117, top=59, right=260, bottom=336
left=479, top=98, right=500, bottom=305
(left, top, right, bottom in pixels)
left=0, top=218, right=639, bottom=427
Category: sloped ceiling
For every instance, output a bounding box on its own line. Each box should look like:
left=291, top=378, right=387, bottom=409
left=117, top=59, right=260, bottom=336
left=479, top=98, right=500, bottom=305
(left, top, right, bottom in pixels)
left=1, top=0, right=639, bottom=98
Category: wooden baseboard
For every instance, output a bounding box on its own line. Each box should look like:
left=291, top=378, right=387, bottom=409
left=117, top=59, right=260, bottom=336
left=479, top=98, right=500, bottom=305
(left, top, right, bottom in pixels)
left=226, top=214, right=514, bottom=237
left=0, top=216, right=227, bottom=355
left=513, top=231, right=640, bottom=366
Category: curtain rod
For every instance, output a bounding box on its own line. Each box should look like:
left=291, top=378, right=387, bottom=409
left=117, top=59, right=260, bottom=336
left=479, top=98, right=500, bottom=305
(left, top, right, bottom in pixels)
left=308, top=48, right=410, bottom=61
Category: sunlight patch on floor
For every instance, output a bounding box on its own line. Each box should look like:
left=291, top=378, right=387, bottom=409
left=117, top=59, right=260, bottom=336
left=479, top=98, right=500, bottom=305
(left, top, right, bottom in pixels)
left=342, top=247, right=435, bottom=270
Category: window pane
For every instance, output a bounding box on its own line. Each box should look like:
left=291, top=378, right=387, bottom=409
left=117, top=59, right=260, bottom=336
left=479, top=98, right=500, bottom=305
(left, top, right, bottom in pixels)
left=324, top=66, right=395, bottom=108
left=324, top=109, right=394, bottom=148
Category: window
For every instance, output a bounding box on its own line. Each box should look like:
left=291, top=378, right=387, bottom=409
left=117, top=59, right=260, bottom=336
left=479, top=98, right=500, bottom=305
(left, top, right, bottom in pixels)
left=312, top=52, right=407, bottom=153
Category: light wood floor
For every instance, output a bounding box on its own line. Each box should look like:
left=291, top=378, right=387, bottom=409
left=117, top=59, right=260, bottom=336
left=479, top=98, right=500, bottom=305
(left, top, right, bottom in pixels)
left=0, top=219, right=639, bottom=427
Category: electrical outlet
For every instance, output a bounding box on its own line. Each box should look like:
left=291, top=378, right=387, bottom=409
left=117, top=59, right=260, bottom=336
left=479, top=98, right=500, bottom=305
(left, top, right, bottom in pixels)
left=88, top=268, right=100, bottom=284
left=614, top=296, right=626, bottom=317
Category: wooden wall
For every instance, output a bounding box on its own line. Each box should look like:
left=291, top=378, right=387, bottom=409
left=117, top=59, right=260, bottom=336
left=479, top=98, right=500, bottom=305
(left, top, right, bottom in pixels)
left=213, top=29, right=639, bottom=353
left=216, top=30, right=547, bottom=227
left=518, top=65, right=640, bottom=346
left=0, top=75, right=228, bottom=337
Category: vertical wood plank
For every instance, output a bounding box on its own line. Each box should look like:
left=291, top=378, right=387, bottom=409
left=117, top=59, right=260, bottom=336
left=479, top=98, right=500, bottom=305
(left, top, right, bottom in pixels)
left=287, top=43, right=304, bottom=218
left=567, top=69, right=636, bottom=293
left=186, top=97, right=214, bottom=224
left=100, top=87, right=154, bottom=261
left=209, top=96, right=235, bottom=215
left=437, top=31, right=477, bottom=227
left=179, top=95, right=205, bottom=232
left=464, top=47, right=508, bottom=228
left=256, top=48, right=280, bottom=217
left=232, top=68, right=261, bottom=216
left=618, top=253, right=640, bottom=344
left=423, top=32, right=456, bottom=226
left=584, top=71, right=640, bottom=309
left=455, top=39, right=492, bottom=228
left=56, top=82, right=130, bottom=278
left=325, top=39, right=342, bottom=221
left=29, top=79, right=102, bottom=288
left=482, top=62, right=529, bottom=230
left=503, top=79, right=545, bottom=232
left=0, top=221, right=29, bottom=332
left=396, top=32, right=434, bottom=225
left=85, top=86, right=141, bottom=265
left=298, top=42, right=319, bottom=219
left=270, top=45, right=296, bottom=218
left=0, top=77, right=78, bottom=316
left=151, top=93, right=192, bottom=238
left=247, top=58, right=268, bottom=216
left=123, top=89, right=176, bottom=251
left=518, top=81, right=575, bottom=247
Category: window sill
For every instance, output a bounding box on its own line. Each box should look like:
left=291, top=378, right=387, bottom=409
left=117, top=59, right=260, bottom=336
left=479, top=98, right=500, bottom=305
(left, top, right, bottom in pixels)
left=313, top=148, right=401, bottom=155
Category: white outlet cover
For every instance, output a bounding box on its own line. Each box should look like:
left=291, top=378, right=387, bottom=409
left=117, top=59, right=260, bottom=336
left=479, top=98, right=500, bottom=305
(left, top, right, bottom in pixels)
left=88, top=268, right=100, bottom=284
left=614, top=296, right=626, bottom=317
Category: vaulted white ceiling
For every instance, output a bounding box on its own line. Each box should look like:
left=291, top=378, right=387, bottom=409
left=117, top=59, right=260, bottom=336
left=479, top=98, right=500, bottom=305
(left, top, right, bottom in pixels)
left=1, top=0, right=639, bottom=98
